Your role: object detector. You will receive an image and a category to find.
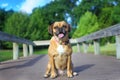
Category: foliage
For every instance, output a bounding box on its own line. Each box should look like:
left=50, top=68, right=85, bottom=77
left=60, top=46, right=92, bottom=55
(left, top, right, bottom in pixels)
left=72, top=0, right=117, bottom=25
left=27, top=8, right=49, bottom=40
left=111, top=6, right=120, bottom=24
left=4, top=12, right=29, bottom=48
left=72, top=11, right=99, bottom=38
left=0, top=9, right=13, bottom=31
left=0, top=0, right=120, bottom=48
left=72, top=0, right=120, bottom=45
left=0, top=9, right=5, bottom=30
left=4, top=12, right=29, bottom=37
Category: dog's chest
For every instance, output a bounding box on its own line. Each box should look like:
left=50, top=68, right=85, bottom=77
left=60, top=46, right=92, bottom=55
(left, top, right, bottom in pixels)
left=57, top=45, right=65, bottom=55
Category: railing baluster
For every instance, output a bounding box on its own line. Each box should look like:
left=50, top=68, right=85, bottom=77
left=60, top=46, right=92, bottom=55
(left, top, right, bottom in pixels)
left=23, top=44, right=28, bottom=57
left=94, top=40, right=100, bottom=55
left=13, top=43, right=19, bottom=60
left=29, top=45, right=33, bottom=56
left=115, top=35, right=120, bottom=59
left=77, top=43, right=80, bottom=53
left=83, top=42, right=88, bottom=53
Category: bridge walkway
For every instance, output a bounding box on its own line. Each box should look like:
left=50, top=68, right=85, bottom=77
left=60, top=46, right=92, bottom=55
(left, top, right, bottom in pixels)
left=0, top=53, right=120, bottom=80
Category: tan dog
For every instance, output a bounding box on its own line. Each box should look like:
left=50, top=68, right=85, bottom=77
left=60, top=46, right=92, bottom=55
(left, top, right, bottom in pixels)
left=44, top=21, right=77, bottom=78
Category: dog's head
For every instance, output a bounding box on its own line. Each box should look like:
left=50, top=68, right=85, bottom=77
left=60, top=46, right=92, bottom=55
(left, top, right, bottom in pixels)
left=48, top=21, right=71, bottom=39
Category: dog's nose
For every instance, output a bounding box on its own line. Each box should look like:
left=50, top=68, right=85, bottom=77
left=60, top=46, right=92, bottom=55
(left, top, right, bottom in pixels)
left=59, top=28, right=65, bottom=33
left=59, top=28, right=63, bottom=32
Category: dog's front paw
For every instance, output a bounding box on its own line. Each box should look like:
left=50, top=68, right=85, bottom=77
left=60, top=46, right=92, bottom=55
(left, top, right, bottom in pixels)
left=50, top=72, right=57, bottom=78
left=44, top=74, right=49, bottom=78
left=67, top=71, right=73, bottom=78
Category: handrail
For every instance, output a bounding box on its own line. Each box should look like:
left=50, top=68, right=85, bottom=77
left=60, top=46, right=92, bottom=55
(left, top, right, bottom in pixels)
left=33, top=39, right=77, bottom=46
left=0, top=31, right=34, bottom=45
left=0, top=31, right=34, bottom=60
left=33, top=40, right=50, bottom=46
left=76, top=23, right=120, bottom=43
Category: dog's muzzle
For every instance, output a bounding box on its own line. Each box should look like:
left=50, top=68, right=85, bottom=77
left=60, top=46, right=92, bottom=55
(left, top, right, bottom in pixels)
left=55, top=27, right=66, bottom=38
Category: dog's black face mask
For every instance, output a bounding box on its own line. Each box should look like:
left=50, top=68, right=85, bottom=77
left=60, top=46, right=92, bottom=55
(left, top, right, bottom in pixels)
left=48, top=21, right=71, bottom=39
left=54, top=26, right=66, bottom=39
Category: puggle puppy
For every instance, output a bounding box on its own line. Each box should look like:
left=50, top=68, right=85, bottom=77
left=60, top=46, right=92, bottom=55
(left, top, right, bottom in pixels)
left=44, top=21, right=77, bottom=78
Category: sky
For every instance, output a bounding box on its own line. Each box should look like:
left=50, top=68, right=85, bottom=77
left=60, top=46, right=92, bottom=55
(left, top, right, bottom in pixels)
left=0, top=0, right=52, bottom=14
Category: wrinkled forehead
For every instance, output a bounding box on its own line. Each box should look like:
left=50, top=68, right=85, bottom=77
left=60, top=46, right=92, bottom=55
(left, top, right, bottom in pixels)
left=53, top=21, right=68, bottom=27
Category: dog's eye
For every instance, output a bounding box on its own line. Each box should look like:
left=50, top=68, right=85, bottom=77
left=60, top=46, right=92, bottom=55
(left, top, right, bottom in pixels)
left=54, top=26, right=58, bottom=29
left=63, top=25, right=67, bottom=28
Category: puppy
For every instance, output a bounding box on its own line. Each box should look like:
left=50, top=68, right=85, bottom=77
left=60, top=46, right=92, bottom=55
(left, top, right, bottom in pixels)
left=44, top=21, right=77, bottom=78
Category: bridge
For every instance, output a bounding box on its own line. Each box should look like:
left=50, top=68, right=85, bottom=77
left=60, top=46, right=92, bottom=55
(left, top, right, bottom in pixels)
left=0, top=24, right=120, bottom=80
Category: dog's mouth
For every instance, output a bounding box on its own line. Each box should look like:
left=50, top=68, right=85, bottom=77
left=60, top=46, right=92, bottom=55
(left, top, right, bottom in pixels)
left=54, top=27, right=66, bottom=39
left=58, top=33, right=65, bottom=38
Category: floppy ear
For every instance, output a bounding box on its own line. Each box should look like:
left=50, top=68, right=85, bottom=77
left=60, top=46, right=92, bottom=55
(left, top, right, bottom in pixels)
left=48, top=24, right=53, bottom=35
left=48, top=21, right=55, bottom=35
left=68, top=24, right=71, bottom=32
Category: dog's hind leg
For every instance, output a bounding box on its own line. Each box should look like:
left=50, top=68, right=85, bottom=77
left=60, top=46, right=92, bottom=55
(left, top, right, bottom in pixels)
left=44, top=62, right=51, bottom=78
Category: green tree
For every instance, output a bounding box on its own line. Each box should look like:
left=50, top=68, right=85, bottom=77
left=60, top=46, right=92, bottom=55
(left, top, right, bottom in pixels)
left=27, top=8, right=49, bottom=40
left=41, top=0, right=77, bottom=25
left=98, top=7, right=113, bottom=29
left=72, top=0, right=117, bottom=26
left=28, top=0, right=77, bottom=40
left=4, top=12, right=29, bottom=48
left=111, top=6, right=120, bottom=24
left=72, top=11, right=99, bottom=38
left=0, top=9, right=7, bottom=31
left=4, top=12, right=29, bottom=37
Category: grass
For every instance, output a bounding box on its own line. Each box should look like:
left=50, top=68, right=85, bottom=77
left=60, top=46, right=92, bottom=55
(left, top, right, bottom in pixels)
left=88, top=43, right=116, bottom=56
left=0, top=43, right=116, bottom=62
left=72, top=43, right=116, bottom=56
left=0, top=50, right=13, bottom=62
left=0, top=50, right=23, bottom=62
left=99, top=43, right=116, bottom=56
left=0, top=49, right=48, bottom=62
left=34, top=49, right=48, bottom=55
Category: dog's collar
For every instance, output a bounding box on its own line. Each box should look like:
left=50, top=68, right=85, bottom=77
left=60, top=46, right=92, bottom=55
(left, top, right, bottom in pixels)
left=53, top=36, right=69, bottom=45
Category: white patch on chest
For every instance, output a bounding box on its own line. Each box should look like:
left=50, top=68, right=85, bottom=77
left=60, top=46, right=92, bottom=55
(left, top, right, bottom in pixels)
left=57, top=45, right=65, bottom=55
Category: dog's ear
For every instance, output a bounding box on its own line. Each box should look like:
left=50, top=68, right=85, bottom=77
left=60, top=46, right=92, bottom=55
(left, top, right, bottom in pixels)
left=48, top=22, right=54, bottom=35
left=68, top=24, right=71, bottom=32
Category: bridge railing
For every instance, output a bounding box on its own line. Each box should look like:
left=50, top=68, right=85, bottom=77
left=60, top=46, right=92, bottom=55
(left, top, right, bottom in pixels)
left=74, top=23, right=120, bottom=59
left=33, top=23, right=120, bottom=59
left=0, top=31, right=35, bottom=60
left=1, top=23, right=120, bottom=60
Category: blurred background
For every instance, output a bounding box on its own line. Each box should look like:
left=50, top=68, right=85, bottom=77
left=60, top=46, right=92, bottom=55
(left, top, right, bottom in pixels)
left=0, top=0, right=120, bottom=48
